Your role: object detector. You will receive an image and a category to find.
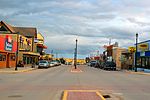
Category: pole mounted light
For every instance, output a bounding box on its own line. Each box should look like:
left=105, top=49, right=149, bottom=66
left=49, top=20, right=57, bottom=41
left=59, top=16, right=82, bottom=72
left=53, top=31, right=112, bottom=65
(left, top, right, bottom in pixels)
left=135, top=33, right=138, bottom=72
left=15, top=32, right=19, bottom=71
left=74, top=39, right=78, bottom=69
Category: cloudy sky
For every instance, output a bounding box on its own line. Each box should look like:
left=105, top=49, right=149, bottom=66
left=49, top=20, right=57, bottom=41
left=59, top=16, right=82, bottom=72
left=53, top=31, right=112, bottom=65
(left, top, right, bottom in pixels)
left=1, top=0, right=150, bottom=58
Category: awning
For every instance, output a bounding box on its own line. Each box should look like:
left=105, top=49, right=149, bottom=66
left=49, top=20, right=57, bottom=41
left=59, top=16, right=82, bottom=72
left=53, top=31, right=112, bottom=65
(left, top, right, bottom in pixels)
left=21, top=51, right=40, bottom=56
left=37, top=44, right=47, bottom=49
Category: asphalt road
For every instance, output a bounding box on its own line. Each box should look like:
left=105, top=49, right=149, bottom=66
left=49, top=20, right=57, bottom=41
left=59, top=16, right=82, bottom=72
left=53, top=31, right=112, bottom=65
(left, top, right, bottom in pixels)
left=0, top=65, right=150, bottom=100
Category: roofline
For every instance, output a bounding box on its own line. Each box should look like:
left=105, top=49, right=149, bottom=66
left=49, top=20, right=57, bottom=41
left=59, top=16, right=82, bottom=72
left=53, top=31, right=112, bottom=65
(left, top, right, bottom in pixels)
left=0, top=21, right=14, bottom=33
left=137, top=40, right=150, bottom=44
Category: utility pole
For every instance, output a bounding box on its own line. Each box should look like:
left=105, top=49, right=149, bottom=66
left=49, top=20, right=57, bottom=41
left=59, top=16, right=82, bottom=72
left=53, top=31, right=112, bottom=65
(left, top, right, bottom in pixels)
left=135, top=33, right=138, bottom=72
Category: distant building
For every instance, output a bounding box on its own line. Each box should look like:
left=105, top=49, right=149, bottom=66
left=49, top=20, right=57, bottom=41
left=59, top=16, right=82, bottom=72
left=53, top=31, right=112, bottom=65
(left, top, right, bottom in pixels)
left=112, top=47, right=127, bottom=70
left=36, top=33, right=47, bottom=55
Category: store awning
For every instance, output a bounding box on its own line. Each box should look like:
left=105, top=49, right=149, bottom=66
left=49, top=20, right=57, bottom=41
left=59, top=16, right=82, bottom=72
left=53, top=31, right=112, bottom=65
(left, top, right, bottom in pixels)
left=21, top=51, right=40, bottom=56
left=37, top=44, right=47, bottom=49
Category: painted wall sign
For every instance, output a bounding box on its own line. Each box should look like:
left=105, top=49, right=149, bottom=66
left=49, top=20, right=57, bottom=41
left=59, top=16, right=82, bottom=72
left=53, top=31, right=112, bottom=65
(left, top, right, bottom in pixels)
left=5, top=35, right=13, bottom=51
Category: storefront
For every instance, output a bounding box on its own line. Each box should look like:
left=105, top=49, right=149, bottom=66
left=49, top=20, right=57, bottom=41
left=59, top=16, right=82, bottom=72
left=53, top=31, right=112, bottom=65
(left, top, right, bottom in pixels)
left=0, top=34, right=17, bottom=68
left=22, top=52, right=39, bottom=66
left=136, top=40, right=150, bottom=71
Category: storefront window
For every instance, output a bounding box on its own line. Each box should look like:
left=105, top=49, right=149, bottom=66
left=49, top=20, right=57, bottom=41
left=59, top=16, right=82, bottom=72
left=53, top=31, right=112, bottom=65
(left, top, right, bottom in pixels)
left=137, top=57, right=141, bottom=68
left=23, top=56, right=26, bottom=64
left=0, top=54, right=6, bottom=61
left=147, top=57, right=150, bottom=69
left=0, top=54, right=2, bottom=61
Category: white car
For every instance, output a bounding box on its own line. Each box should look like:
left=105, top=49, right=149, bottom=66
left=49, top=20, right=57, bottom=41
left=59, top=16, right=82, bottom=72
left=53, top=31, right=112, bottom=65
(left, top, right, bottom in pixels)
left=49, top=62, right=55, bottom=67
left=38, top=60, right=50, bottom=68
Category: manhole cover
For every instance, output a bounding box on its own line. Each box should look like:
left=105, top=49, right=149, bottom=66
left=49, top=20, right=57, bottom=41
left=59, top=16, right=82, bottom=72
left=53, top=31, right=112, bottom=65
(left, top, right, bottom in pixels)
left=8, top=95, right=22, bottom=98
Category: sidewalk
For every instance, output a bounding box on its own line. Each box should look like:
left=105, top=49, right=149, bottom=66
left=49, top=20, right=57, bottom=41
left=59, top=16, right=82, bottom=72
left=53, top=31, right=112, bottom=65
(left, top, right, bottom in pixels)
left=124, top=70, right=150, bottom=76
left=0, top=66, right=38, bottom=73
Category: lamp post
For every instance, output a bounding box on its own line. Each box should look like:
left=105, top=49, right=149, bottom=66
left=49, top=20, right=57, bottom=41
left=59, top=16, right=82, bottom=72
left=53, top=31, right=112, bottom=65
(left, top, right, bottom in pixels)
left=74, top=39, right=78, bottom=69
left=15, top=32, right=19, bottom=71
left=135, top=33, right=138, bottom=72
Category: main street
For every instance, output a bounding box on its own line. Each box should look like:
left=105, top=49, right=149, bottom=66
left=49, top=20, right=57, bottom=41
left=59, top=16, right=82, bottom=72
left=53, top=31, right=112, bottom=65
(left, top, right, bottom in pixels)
left=0, top=65, right=150, bottom=100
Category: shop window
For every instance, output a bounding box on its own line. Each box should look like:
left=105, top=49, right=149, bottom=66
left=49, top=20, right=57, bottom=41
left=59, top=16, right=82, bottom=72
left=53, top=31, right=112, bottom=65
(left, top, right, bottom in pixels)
left=0, top=54, right=2, bottom=61
left=27, top=57, right=30, bottom=64
left=148, top=58, right=150, bottom=69
left=0, top=54, right=6, bottom=61
left=137, top=57, right=141, bottom=68
left=23, top=56, right=26, bottom=64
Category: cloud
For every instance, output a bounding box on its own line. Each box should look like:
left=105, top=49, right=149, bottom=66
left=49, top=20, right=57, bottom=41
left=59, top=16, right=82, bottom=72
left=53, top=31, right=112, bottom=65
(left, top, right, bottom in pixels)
left=1, top=0, right=150, bottom=58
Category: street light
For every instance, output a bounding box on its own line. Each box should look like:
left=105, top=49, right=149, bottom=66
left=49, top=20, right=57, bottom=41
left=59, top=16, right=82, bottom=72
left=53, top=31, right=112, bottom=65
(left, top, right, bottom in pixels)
left=135, top=33, right=138, bottom=72
left=15, top=32, right=19, bottom=71
left=74, top=39, right=78, bottom=69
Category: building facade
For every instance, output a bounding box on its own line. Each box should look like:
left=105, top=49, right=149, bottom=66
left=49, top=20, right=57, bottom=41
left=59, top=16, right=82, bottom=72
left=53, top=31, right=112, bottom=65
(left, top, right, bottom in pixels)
left=112, top=47, right=127, bottom=70
left=0, top=21, right=40, bottom=68
left=136, top=40, right=150, bottom=70
left=0, top=34, right=17, bottom=68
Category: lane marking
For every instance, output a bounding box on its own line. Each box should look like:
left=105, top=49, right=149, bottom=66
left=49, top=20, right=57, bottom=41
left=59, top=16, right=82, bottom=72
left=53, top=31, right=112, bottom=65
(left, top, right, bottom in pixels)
left=62, top=90, right=68, bottom=100
left=96, top=91, right=106, bottom=100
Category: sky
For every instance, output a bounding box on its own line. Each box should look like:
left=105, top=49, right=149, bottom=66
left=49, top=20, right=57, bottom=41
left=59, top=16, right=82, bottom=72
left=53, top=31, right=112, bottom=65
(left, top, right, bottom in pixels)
left=0, top=0, right=150, bottom=59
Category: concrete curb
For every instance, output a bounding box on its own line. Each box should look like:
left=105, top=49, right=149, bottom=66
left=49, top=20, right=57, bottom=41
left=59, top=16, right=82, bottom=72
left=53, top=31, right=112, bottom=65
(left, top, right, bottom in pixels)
left=125, top=70, right=150, bottom=76
left=0, top=68, right=37, bottom=74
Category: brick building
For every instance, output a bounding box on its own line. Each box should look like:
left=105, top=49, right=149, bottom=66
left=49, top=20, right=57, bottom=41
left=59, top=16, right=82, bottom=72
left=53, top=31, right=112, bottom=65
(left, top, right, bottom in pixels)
left=0, top=21, right=40, bottom=68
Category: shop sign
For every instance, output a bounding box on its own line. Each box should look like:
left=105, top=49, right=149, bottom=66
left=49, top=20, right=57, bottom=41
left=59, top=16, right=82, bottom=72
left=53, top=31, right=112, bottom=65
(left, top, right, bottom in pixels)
left=128, top=46, right=136, bottom=53
left=138, top=43, right=149, bottom=51
left=5, top=35, right=13, bottom=51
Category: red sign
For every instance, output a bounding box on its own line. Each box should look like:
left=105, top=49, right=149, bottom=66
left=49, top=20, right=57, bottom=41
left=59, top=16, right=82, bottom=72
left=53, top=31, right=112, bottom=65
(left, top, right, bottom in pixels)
left=0, top=35, right=17, bottom=52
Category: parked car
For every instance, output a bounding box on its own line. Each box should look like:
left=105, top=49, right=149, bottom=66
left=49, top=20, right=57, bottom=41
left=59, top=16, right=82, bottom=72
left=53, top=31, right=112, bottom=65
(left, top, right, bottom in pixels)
left=103, top=61, right=116, bottom=70
left=51, top=60, right=61, bottom=66
left=38, top=60, right=50, bottom=68
left=90, top=60, right=100, bottom=68
left=49, top=61, right=55, bottom=67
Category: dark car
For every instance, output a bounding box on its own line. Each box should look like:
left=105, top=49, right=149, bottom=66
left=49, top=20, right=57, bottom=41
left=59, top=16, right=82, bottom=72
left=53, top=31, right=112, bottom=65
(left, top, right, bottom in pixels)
left=103, top=61, right=116, bottom=70
left=90, top=60, right=100, bottom=68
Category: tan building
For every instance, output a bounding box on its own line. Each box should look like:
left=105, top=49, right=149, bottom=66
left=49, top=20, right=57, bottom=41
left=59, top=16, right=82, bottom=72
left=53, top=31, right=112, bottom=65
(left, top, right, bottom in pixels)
left=112, top=47, right=127, bottom=70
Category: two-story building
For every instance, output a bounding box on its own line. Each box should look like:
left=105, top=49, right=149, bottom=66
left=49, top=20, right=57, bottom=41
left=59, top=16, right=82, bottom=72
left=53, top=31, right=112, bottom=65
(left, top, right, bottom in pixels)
left=0, top=21, right=40, bottom=68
